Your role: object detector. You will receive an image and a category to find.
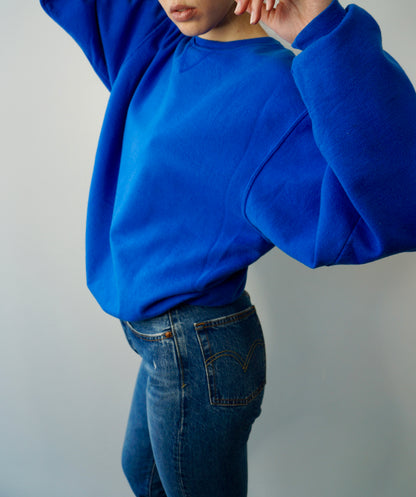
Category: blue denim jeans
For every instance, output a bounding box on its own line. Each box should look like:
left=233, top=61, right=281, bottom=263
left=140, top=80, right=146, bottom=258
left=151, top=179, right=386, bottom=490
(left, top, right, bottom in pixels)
left=119, top=291, right=266, bottom=497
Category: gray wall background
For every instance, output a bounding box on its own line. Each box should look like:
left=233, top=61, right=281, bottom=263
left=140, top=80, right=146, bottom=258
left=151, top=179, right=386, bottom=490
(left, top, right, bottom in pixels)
left=1, top=1, right=415, bottom=496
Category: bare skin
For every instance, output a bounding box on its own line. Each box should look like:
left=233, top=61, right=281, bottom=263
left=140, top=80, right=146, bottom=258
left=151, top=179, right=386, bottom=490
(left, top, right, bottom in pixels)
left=158, top=0, right=333, bottom=43
left=236, top=0, right=333, bottom=44
left=158, top=0, right=267, bottom=41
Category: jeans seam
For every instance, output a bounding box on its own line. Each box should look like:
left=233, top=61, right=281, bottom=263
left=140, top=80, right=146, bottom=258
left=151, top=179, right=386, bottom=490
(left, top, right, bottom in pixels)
left=168, top=311, right=189, bottom=497
left=148, top=461, right=157, bottom=497
left=195, top=328, right=216, bottom=406
left=205, top=334, right=217, bottom=404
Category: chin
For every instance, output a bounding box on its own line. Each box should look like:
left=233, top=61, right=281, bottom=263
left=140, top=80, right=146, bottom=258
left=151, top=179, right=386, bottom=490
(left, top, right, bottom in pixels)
left=176, top=25, right=202, bottom=37
left=172, top=20, right=210, bottom=37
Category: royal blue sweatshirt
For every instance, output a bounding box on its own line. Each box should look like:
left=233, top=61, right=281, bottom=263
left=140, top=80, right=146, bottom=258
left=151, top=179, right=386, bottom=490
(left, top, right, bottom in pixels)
left=40, top=0, right=416, bottom=321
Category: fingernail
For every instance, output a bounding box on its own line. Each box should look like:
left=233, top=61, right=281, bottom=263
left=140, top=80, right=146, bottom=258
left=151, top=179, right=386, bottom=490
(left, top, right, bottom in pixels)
left=250, top=11, right=255, bottom=24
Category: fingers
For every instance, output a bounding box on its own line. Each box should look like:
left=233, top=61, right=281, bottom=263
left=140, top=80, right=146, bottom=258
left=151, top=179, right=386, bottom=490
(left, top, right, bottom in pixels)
left=234, top=0, right=250, bottom=16
left=265, top=0, right=275, bottom=11
left=234, top=0, right=274, bottom=24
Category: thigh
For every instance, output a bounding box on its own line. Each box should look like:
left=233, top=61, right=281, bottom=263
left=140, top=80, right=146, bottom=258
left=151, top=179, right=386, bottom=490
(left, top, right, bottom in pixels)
left=121, top=317, right=184, bottom=497
left=121, top=360, right=167, bottom=497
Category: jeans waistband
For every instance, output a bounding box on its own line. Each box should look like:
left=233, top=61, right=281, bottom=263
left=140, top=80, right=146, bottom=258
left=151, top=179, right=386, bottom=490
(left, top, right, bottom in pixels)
left=122, top=290, right=252, bottom=334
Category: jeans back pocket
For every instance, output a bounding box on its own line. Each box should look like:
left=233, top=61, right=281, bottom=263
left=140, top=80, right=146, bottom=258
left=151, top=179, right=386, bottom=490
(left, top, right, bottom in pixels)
left=194, top=305, right=266, bottom=407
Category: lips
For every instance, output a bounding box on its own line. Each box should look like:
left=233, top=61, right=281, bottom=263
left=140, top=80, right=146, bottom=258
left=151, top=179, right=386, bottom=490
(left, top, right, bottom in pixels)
left=170, top=4, right=197, bottom=21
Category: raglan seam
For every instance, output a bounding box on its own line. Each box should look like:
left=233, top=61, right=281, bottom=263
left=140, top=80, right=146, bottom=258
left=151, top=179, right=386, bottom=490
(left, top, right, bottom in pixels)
left=242, top=109, right=364, bottom=267
left=40, top=0, right=173, bottom=89
left=119, top=16, right=174, bottom=71
left=241, top=109, right=309, bottom=242
left=97, top=1, right=174, bottom=88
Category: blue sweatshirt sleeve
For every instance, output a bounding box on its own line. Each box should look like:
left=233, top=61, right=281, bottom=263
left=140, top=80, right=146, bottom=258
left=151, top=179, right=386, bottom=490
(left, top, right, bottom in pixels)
left=40, top=0, right=168, bottom=89
left=244, top=1, right=416, bottom=267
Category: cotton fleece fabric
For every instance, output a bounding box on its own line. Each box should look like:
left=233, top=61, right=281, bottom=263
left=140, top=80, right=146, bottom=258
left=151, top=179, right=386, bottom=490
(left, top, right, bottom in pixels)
left=40, top=0, right=416, bottom=321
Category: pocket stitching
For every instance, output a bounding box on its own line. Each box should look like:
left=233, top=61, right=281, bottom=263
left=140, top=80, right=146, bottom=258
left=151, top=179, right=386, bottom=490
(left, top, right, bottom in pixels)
left=194, top=305, right=256, bottom=330
left=211, top=381, right=265, bottom=406
left=205, top=338, right=265, bottom=372
left=207, top=339, right=266, bottom=405
left=194, top=306, right=266, bottom=406
left=124, top=320, right=172, bottom=341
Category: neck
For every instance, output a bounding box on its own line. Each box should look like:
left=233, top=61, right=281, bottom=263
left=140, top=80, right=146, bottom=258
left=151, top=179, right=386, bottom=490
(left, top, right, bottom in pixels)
left=198, top=11, right=268, bottom=42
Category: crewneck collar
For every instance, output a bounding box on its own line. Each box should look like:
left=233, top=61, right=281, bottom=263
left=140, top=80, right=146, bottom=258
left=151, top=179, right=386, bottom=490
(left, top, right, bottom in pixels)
left=191, top=35, right=278, bottom=51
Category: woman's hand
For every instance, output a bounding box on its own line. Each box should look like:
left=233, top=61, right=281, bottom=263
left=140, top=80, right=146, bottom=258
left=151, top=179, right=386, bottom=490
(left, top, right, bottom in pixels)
left=234, top=0, right=333, bottom=44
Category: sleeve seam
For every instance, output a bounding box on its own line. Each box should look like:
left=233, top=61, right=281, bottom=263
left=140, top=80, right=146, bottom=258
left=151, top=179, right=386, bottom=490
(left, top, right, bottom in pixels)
left=241, top=109, right=309, bottom=239
left=332, top=215, right=362, bottom=265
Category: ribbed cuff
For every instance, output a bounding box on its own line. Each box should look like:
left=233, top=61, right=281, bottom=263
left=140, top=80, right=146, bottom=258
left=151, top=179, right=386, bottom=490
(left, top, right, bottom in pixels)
left=292, top=0, right=346, bottom=50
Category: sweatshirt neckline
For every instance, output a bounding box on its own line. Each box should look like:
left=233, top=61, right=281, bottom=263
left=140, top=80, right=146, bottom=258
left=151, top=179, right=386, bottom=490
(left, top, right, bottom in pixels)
left=191, top=35, right=277, bottom=51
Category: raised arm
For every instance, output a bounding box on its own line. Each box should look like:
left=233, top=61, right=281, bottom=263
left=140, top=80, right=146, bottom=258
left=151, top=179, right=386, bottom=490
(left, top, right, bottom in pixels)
left=40, top=0, right=169, bottom=89
left=244, top=1, right=416, bottom=267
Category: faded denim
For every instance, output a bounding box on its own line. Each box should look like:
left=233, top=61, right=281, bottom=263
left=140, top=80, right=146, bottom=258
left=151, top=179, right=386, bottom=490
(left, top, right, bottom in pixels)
left=120, top=291, right=266, bottom=497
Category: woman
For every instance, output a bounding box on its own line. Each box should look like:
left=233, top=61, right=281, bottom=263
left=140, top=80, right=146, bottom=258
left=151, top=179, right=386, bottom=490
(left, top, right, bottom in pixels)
left=40, top=0, right=416, bottom=495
